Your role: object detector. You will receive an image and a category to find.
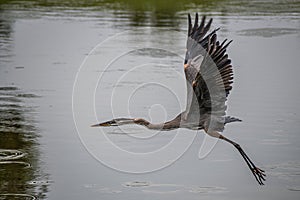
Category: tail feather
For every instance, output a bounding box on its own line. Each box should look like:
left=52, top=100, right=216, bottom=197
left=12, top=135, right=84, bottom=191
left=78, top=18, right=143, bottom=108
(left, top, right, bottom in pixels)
left=225, top=116, right=242, bottom=124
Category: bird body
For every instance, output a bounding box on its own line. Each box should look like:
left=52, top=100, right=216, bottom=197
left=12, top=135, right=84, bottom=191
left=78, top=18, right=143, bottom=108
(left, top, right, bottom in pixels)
left=92, top=13, right=266, bottom=185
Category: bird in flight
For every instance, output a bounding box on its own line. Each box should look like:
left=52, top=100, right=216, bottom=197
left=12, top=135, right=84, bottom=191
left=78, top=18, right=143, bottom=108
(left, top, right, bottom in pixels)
left=92, top=13, right=266, bottom=185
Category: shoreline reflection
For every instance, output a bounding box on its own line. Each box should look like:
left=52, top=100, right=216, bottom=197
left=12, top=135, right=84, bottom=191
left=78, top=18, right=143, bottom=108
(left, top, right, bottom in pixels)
left=0, top=86, right=49, bottom=200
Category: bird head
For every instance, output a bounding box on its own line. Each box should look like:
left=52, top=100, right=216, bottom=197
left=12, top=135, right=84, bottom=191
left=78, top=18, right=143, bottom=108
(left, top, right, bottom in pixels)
left=91, top=118, right=137, bottom=127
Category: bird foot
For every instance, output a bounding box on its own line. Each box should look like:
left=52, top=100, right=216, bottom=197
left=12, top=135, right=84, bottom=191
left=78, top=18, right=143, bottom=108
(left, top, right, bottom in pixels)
left=252, top=166, right=266, bottom=185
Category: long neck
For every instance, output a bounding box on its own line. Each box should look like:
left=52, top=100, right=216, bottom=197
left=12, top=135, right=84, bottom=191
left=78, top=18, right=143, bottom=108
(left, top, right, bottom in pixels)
left=133, top=118, right=164, bottom=130
left=134, top=117, right=180, bottom=130
left=113, top=117, right=180, bottom=130
left=147, top=122, right=165, bottom=130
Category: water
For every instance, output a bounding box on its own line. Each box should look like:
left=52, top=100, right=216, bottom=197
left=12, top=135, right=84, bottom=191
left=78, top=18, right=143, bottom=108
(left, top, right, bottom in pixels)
left=0, top=0, right=300, bottom=199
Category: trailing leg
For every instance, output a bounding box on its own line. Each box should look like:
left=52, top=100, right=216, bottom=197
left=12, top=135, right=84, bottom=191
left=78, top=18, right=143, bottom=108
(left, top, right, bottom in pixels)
left=219, top=134, right=266, bottom=185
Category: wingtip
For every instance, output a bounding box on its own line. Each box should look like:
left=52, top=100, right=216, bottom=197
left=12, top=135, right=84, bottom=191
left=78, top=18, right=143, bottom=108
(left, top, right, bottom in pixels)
left=194, top=12, right=199, bottom=27
left=202, top=15, right=206, bottom=21
left=188, top=13, right=192, bottom=35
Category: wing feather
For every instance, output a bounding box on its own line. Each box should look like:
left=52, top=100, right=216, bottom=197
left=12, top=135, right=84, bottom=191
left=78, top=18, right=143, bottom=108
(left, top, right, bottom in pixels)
left=183, top=13, right=234, bottom=131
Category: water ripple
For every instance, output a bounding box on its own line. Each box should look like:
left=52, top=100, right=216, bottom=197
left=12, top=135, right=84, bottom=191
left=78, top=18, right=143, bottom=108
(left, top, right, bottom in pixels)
left=0, top=161, right=31, bottom=169
left=123, top=181, right=228, bottom=194
left=287, top=186, right=300, bottom=192
left=0, top=149, right=27, bottom=161
left=123, top=181, right=151, bottom=187
left=188, top=186, right=228, bottom=194
left=0, top=194, right=36, bottom=200
left=83, top=184, right=122, bottom=194
left=266, top=161, right=300, bottom=181
left=238, top=28, right=299, bottom=37
left=260, top=138, right=290, bottom=145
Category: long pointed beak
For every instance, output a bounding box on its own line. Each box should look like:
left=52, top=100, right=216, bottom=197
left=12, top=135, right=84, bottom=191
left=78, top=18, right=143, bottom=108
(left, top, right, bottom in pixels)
left=91, top=123, right=112, bottom=127
left=91, top=123, right=101, bottom=127
left=91, top=118, right=135, bottom=127
left=91, top=120, right=117, bottom=127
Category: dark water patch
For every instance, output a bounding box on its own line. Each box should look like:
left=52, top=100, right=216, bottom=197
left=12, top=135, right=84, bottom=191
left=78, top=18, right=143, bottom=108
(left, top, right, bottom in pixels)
left=27, top=180, right=53, bottom=186
left=0, top=86, right=19, bottom=91
left=0, top=86, right=49, bottom=199
left=0, top=92, right=40, bottom=99
left=0, top=102, right=36, bottom=134
left=16, top=93, right=40, bottom=98
left=0, top=96, right=22, bottom=103
left=0, top=125, right=36, bottom=135
left=0, top=194, right=36, bottom=200
left=0, top=149, right=27, bottom=161
left=0, top=108, right=29, bottom=118
left=0, top=160, right=31, bottom=169
left=0, top=115, right=24, bottom=122
left=0, top=103, right=21, bottom=108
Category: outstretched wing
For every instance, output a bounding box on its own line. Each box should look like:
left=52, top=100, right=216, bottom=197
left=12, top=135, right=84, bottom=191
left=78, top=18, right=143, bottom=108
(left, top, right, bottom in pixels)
left=184, top=13, right=234, bottom=132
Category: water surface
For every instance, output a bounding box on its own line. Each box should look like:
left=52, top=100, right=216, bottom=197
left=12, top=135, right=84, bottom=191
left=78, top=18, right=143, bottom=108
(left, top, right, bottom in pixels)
left=0, top=0, right=300, bottom=199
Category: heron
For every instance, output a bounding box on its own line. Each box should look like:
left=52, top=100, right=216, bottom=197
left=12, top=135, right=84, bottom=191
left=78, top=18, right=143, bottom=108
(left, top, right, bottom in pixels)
left=91, top=13, right=266, bottom=185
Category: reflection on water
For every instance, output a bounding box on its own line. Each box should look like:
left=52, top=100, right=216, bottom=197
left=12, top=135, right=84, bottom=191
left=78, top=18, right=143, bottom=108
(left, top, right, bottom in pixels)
left=0, top=149, right=26, bottom=161
left=0, top=194, right=36, bottom=200
left=1, top=0, right=299, bottom=28
left=0, top=87, right=49, bottom=199
left=0, top=5, right=14, bottom=65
